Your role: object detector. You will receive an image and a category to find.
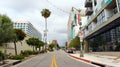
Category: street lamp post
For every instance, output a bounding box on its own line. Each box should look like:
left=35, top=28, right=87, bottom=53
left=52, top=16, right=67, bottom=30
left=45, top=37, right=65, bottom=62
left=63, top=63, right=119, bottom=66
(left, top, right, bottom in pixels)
left=72, top=7, right=84, bottom=57
left=78, top=10, right=84, bottom=57
left=79, top=27, right=84, bottom=57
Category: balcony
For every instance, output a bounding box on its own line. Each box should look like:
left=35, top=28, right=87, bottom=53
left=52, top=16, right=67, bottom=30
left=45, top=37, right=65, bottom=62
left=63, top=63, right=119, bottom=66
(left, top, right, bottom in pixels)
left=85, top=7, right=93, bottom=15
left=85, top=0, right=92, bottom=7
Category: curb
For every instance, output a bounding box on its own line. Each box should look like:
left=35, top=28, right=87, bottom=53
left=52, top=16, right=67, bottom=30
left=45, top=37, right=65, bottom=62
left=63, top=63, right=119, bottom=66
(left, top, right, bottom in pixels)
left=0, top=60, right=21, bottom=67
left=69, top=54, right=106, bottom=67
left=69, top=55, right=91, bottom=63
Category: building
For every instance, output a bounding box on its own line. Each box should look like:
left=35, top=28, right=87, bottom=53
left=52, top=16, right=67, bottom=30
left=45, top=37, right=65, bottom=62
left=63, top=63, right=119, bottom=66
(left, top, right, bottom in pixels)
left=52, top=40, right=59, bottom=50
left=67, top=7, right=81, bottom=44
left=0, top=20, right=43, bottom=55
left=0, top=20, right=42, bottom=55
left=84, top=0, right=120, bottom=53
left=52, top=40, right=58, bottom=45
left=13, top=20, right=42, bottom=40
left=67, top=7, right=86, bottom=44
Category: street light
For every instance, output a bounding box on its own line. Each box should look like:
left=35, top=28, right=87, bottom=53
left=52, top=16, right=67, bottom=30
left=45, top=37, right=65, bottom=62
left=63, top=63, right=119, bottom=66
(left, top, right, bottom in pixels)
left=78, top=10, right=84, bottom=57
left=72, top=7, right=84, bottom=57
left=79, top=27, right=84, bottom=57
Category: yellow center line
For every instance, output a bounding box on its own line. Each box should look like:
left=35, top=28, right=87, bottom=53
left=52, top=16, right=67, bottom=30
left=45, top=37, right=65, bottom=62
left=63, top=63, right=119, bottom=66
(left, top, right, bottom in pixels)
left=50, top=54, right=58, bottom=67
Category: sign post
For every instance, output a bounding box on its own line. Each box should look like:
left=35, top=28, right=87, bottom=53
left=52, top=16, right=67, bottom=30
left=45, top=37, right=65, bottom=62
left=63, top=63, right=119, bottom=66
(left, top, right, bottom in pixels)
left=79, top=29, right=84, bottom=57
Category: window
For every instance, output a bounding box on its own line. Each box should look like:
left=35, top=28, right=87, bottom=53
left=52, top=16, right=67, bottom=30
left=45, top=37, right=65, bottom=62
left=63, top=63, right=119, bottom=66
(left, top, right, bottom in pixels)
left=97, top=10, right=105, bottom=26
left=118, top=0, right=120, bottom=11
left=116, top=26, right=120, bottom=41
left=110, top=29, right=116, bottom=42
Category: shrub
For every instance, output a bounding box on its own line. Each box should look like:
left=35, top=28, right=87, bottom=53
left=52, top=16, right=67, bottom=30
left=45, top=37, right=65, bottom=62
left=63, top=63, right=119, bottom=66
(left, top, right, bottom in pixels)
left=14, top=55, right=24, bottom=60
left=21, top=50, right=33, bottom=56
left=0, top=50, right=3, bottom=61
left=9, top=55, right=24, bottom=60
left=33, top=51, right=39, bottom=55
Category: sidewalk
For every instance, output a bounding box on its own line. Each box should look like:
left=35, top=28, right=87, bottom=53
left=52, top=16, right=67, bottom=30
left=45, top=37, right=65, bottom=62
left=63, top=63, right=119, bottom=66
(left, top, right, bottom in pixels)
left=0, top=59, right=21, bottom=67
left=69, top=53, right=120, bottom=67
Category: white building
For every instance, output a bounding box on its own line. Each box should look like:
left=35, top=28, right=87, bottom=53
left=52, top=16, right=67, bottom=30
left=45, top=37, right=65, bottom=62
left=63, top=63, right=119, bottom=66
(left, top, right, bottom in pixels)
left=13, top=20, right=42, bottom=40
left=67, top=7, right=86, bottom=44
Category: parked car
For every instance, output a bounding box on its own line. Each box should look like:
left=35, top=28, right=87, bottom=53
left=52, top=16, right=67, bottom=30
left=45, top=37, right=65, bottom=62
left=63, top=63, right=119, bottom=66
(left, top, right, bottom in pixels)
left=66, top=49, right=73, bottom=53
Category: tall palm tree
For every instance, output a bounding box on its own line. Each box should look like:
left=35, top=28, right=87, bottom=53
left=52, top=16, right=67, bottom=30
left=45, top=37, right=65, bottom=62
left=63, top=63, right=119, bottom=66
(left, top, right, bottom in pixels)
left=41, top=8, right=51, bottom=51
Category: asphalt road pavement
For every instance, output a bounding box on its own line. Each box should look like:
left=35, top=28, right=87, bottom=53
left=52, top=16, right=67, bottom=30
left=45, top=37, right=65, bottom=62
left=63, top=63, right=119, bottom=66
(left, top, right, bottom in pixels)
left=13, top=50, right=96, bottom=67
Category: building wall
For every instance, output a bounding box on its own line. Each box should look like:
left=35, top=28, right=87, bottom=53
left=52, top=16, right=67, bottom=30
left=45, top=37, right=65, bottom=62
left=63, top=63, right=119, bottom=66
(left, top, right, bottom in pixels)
left=84, top=0, right=120, bottom=52
left=0, top=36, right=33, bottom=55
left=84, top=0, right=119, bottom=37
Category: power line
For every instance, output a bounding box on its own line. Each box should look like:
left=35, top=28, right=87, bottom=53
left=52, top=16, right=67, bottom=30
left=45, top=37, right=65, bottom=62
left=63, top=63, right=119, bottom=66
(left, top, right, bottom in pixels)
left=46, top=0, right=70, bottom=14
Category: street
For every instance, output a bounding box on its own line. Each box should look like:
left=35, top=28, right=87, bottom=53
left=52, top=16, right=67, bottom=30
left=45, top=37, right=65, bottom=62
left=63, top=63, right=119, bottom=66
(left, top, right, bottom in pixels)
left=13, top=50, right=95, bottom=67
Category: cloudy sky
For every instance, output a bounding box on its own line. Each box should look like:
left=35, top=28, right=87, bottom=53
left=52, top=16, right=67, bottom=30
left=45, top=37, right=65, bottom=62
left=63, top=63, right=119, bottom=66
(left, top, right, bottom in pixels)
left=0, top=0, right=85, bottom=46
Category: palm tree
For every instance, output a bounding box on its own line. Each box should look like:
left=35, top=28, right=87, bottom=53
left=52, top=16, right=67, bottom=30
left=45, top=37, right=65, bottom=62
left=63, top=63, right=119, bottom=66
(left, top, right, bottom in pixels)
left=41, top=8, right=51, bottom=51
left=14, top=29, right=26, bottom=55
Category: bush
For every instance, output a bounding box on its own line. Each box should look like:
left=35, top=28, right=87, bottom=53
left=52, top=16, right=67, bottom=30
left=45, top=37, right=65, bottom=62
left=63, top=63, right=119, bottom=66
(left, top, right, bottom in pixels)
left=0, top=50, right=4, bottom=61
left=21, top=50, right=33, bottom=56
left=33, top=51, right=39, bottom=55
left=9, top=55, right=24, bottom=60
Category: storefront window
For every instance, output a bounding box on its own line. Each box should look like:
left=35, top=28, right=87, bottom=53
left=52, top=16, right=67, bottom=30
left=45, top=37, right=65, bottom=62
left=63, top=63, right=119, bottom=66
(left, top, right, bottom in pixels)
left=88, top=25, right=120, bottom=52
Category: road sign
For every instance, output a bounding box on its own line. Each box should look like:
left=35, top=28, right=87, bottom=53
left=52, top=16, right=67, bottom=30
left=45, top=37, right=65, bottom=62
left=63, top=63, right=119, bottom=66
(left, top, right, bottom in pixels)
left=79, top=31, right=83, bottom=42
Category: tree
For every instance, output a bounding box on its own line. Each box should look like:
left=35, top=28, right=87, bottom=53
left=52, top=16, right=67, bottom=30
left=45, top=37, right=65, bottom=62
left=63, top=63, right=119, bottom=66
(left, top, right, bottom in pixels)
left=26, top=38, right=35, bottom=51
left=36, top=40, right=44, bottom=52
left=56, top=44, right=60, bottom=49
left=0, top=14, right=15, bottom=43
left=26, top=38, right=42, bottom=52
left=48, top=43, right=55, bottom=51
left=41, top=8, right=51, bottom=51
left=41, top=9, right=51, bottom=19
left=69, top=36, right=83, bottom=50
left=0, top=14, right=15, bottom=59
left=14, top=29, right=26, bottom=55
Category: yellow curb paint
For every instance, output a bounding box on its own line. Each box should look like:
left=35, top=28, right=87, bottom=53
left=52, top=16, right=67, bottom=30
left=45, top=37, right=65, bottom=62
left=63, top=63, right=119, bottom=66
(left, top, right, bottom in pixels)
left=50, top=54, right=58, bottom=67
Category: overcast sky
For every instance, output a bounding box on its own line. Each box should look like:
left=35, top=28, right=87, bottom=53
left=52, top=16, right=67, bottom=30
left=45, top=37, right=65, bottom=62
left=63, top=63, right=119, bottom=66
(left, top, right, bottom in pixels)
left=0, top=0, right=85, bottom=46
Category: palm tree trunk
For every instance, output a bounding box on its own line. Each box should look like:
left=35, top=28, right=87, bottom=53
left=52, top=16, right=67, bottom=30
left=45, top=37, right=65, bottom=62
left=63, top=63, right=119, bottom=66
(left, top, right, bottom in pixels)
left=45, top=18, right=47, bottom=52
left=14, top=41, right=17, bottom=55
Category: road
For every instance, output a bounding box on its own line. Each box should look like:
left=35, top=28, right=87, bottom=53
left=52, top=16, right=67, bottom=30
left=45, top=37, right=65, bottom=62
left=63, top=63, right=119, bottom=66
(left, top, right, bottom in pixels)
left=13, top=50, right=96, bottom=67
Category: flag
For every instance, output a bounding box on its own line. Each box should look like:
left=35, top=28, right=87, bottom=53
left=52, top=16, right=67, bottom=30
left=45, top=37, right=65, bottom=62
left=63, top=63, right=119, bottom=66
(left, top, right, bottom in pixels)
left=78, top=13, right=81, bottom=25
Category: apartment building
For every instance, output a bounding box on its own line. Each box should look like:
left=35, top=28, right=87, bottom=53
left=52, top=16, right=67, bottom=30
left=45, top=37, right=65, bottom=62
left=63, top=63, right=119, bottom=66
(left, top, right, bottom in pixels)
left=13, top=20, right=42, bottom=40
left=84, top=0, right=120, bottom=52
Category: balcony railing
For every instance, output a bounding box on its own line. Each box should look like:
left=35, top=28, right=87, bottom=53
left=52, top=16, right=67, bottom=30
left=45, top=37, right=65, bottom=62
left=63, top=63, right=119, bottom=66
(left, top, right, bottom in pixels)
left=85, top=0, right=92, bottom=7
left=86, top=7, right=93, bottom=15
left=107, top=7, right=118, bottom=20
